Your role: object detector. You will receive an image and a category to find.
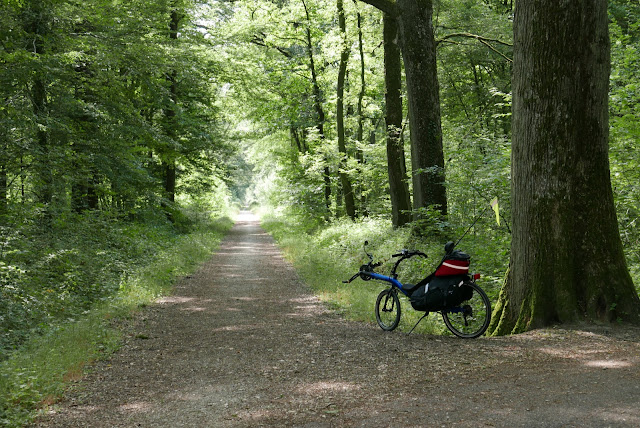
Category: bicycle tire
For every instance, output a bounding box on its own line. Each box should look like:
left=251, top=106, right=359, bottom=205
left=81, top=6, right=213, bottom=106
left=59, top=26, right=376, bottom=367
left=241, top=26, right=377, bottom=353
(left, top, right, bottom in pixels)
left=442, top=281, right=491, bottom=338
left=375, top=288, right=401, bottom=331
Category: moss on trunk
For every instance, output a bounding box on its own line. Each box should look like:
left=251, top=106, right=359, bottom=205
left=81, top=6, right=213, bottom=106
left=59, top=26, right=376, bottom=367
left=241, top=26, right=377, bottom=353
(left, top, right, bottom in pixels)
left=491, top=0, right=640, bottom=335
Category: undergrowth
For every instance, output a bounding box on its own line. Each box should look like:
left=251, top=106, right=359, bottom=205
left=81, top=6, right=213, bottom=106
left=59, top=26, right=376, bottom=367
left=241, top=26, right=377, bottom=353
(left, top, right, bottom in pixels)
left=261, top=211, right=506, bottom=337
left=0, top=212, right=233, bottom=427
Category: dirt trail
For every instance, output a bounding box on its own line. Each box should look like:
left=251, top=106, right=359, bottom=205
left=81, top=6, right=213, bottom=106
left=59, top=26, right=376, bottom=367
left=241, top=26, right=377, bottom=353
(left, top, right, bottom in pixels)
left=36, top=212, right=640, bottom=427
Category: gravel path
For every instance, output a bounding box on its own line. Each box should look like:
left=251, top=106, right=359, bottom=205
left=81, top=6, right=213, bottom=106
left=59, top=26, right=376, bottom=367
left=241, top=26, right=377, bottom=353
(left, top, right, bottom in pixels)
left=35, top=212, right=640, bottom=427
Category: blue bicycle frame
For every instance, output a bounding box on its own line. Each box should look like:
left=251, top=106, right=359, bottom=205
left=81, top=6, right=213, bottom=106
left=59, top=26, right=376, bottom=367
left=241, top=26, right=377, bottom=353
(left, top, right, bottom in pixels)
left=363, top=272, right=410, bottom=296
left=343, top=241, right=491, bottom=338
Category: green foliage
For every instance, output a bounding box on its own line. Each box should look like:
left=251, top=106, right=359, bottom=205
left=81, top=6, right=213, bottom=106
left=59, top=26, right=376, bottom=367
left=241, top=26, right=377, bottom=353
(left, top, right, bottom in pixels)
left=0, top=0, right=233, bottom=220
left=1, top=1, right=240, bottom=411
left=0, top=212, right=232, bottom=426
left=435, top=0, right=513, bottom=135
left=262, top=210, right=505, bottom=335
left=218, top=0, right=386, bottom=219
left=0, top=207, right=232, bottom=358
left=609, top=1, right=640, bottom=291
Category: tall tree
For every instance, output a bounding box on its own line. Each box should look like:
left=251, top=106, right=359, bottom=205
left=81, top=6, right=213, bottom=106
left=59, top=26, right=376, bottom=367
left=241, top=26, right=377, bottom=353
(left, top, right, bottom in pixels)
left=0, top=129, right=6, bottom=218
left=163, top=6, right=181, bottom=208
left=383, top=14, right=412, bottom=227
left=359, top=0, right=447, bottom=217
left=23, top=0, right=54, bottom=208
left=302, top=0, right=332, bottom=219
left=352, top=0, right=367, bottom=215
left=490, top=0, right=640, bottom=334
left=336, top=0, right=356, bottom=220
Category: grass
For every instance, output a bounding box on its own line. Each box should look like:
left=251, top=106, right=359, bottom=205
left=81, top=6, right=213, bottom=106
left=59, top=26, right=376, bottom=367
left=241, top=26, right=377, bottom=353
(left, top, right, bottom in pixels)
left=260, top=213, right=474, bottom=337
left=0, top=216, right=233, bottom=427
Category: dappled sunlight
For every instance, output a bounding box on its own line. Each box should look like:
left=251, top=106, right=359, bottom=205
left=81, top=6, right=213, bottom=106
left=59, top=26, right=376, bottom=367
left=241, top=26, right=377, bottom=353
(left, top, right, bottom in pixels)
left=286, top=306, right=328, bottom=318
left=584, top=359, right=633, bottom=369
left=232, top=381, right=363, bottom=424
left=596, top=408, right=640, bottom=426
left=219, top=272, right=242, bottom=278
left=157, top=296, right=196, bottom=304
left=157, top=295, right=214, bottom=311
left=119, top=401, right=153, bottom=412
left=537, top=346, right=638, bottom=370
left=285, top=296, right=329, bottom=318
left=289, top=296, right=320, bottom=304
left=214, top=250, right=282, bottom=257
left=297, top=381, right=361, bottom=395
left=180, top=306, right=208, bottom=312
left=210, top=323, right=262, bottom=332
left=533, top=330, right=640, bottom=371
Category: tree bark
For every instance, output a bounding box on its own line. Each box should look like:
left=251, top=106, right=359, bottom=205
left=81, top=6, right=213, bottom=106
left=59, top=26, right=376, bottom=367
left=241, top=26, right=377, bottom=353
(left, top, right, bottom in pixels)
left=383, top=14, right=412, bottom=227
left=163, top=8, right=180, bottom=209
left=336, top=0, right=356, bottom=220
left=0, top=141, right=6, bottom=218
left=0, top=98, right=8, bottom=218
left=490, top=0, right=640, bottom=334
left=353, top=0, right=367, bottom=215
left=302, top=0, right=331, bottom=220
left=395, top=0, right=446, bottom=217
left=359, top=0, right=447, bottom=218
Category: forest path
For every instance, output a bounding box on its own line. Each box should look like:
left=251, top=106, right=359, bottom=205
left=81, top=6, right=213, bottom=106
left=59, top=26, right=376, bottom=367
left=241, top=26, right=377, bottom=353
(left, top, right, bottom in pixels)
left=36, top=212, right=640, bottom=427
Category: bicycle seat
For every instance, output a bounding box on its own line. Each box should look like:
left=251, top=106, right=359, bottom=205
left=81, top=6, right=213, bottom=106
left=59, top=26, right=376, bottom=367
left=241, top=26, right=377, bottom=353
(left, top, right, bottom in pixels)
left=405, top=274, right=433, bottom=295
left=404, top=283, right=422, bottom=295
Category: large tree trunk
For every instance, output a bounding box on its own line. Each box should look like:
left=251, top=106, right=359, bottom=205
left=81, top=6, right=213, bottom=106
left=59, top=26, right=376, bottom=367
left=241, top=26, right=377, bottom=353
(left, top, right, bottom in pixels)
left=490, top=0, right=640, bottom=334
left=383, top=14, right=412, bottom=227
left=336, top=0, right=356, bottom=220
left=395, top=0, right=446, bottom=217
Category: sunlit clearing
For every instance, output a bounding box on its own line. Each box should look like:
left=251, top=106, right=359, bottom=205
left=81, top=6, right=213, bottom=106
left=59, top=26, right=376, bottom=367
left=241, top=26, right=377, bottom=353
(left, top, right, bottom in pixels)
left=235, top=211, right=258, bottom=222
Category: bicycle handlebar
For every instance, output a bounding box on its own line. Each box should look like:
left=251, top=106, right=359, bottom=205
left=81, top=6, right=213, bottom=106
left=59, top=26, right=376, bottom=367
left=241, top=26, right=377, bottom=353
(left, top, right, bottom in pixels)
left=342, top=272, right=360, bottom=284
left=392, top=249, right=427, bottom=258
left=342, top=249, right=425, bottom=283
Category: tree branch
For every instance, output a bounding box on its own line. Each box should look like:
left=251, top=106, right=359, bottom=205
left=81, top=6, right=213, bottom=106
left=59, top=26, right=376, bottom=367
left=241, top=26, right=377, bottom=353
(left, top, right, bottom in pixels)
left=437, top=32, right=512, bottom=62
left=357, top=0, right=396, bottom=16
left=250, top=32, right=293, bottom=58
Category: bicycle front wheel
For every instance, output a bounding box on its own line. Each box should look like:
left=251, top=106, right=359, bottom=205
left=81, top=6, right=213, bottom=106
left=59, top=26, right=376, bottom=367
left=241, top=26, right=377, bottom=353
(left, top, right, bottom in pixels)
left=442, top=281, right=491, bottom=338
left=375, top=288, right=401, bottom=331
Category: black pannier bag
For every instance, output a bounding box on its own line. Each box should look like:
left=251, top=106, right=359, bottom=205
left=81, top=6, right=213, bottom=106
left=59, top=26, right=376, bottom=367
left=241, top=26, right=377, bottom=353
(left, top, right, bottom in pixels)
left=410, top=275, right=473, bottom=312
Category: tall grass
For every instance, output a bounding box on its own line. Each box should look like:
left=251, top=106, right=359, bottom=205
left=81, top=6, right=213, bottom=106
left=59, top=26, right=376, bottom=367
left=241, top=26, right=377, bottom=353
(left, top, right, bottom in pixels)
left=261, top=213, right=498, bottom=336
left=0, top=217, right=233, bottom=427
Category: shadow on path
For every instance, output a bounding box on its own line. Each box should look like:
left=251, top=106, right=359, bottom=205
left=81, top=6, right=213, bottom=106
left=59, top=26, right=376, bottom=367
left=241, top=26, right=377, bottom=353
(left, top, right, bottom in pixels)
left=35, top=212, right=640, bottom=427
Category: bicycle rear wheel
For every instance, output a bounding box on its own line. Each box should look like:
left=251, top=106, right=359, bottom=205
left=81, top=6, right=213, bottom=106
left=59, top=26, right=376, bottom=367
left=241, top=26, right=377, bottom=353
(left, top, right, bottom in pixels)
left=442, top=281, right=491, bottom=338
left=375, top=288, right=401, bottom=331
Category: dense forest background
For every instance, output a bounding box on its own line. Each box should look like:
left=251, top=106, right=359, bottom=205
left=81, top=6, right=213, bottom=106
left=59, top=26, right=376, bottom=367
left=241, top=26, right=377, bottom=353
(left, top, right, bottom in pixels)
left=0, top=0, right=639, bottom=422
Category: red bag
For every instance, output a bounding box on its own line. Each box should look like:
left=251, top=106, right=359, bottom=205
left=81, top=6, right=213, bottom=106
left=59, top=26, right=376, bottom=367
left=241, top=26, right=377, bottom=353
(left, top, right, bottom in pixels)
left=435, top=250, right=470, bottom=276
left=435, top=259, right=470, bottom=276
